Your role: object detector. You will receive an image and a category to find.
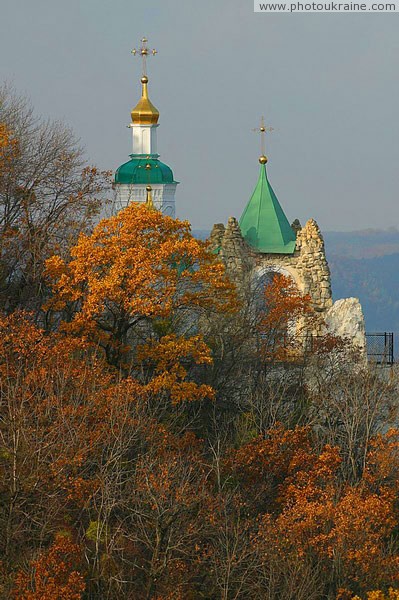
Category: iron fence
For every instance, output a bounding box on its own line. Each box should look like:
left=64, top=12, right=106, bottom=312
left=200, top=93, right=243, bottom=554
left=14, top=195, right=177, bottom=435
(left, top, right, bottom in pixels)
left=366, top=332, right=394, bottom=365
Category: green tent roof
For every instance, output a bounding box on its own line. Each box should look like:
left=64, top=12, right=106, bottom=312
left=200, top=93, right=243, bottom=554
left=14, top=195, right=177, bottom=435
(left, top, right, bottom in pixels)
left=114, top=156, right=177, bottom=185
left=239, top=163, right=296, bottom=254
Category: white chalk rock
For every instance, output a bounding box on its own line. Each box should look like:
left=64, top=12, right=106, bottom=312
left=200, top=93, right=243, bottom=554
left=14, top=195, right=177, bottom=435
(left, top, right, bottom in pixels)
left=324, top=297, right=366, bottom=352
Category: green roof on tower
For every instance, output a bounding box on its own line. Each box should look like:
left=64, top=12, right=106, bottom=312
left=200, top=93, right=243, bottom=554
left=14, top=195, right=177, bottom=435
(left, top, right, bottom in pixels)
left=239, top=157, right=296, bottom=254
left=114, top=156, right=178, bottom=185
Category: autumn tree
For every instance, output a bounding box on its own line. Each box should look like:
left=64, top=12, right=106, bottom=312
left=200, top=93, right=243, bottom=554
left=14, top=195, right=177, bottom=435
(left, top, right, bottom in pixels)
left=114, top=430, right=211, bottom=599
left=256, top=273, right=314, bottom=362
left=45, top=202, right=237, bottom=373
left=1, top=92, right=399, bottom=600
left=0, top=312, right=214, bottom=599
left=0, top=312, right=125, bottom=569
left=309, top=368, right=398, bottom=482
left=0, top=311, right=163, bottom=597
left=197, top=272, right=323, bottom=449
left=0, top=312, right=173, bottom=589
left=227, top=425, right=399, bottom=598
left=0, top=84, right=109, bottom=312
left=0, top=313, right=398, bottom=599
left=13, top=534, right=85, bottom=600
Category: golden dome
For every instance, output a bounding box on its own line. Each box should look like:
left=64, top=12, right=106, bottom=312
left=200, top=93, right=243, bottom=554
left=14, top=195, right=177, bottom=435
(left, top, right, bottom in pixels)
left=259, top=154, right=268, bottom=164
left=131, top=76, right=159, bottom=125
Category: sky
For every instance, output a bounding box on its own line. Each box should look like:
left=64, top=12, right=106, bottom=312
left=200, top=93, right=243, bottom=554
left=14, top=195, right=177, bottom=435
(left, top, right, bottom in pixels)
left=1, top=0, right=399, bottom=231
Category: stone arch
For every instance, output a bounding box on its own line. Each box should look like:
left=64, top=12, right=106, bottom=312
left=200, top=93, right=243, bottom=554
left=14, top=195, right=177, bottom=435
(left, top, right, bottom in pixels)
left=252, top=262, right=303, bottom=294
left=251, top=263, right=307, bottom=340
left=251, top=264, right=297, bottom=313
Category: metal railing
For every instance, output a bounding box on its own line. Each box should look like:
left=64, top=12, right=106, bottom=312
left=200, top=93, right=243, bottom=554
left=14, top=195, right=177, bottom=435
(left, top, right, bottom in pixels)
left=366, top=332, right=394, bottom=365
left=260, top=332, right=395, bottom=366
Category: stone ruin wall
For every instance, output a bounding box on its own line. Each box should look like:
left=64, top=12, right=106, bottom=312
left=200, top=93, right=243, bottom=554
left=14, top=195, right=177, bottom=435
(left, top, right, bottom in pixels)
left=209, top=216, right=366, bottom=354
left=210, top=216, right=333, bottom=313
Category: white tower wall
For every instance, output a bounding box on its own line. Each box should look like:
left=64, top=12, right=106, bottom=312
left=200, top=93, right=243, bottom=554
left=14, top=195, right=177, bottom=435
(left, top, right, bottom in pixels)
left=114, top=183, right=177, bottom=218
left=114, top=66, right=178, bottom=218
left=131, top=123, right=158, bottom=155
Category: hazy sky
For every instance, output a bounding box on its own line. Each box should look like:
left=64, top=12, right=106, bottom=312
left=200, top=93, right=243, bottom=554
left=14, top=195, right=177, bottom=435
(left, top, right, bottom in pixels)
left=1, top=0, right=399, bottom=231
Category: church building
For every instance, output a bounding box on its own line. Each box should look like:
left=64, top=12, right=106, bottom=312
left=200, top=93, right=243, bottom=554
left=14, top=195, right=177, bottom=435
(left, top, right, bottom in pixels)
left=113, top=38, right=178, bottom=217
left=209, top=123, right=365, bottom=351
left=209, top=140, right=333, bottom=317
left=113, top=40, right=366, bottom=354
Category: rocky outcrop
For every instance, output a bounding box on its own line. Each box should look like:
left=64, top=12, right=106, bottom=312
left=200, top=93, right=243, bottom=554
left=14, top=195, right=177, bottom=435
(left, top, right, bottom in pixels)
left=291, top=219, right=302, bottom=236
left=324, top=297, right=366, bottom=353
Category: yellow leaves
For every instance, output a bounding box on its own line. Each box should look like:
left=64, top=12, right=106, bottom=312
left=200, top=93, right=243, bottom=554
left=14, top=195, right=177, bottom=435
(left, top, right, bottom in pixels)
left=0, top=122, right=19, bottom=167
left=175, top=381, right=213, bottom=404
left=138, top=334, right=213, bottom=371
left=44, top=255, right=67, bottom=280
left=45, top=203, right=236, bottom=329
left=44, top=202, right=236, bottom=400
left=262, top=273, right=312, bottom=323
left=258, top=274, right=314, bottom=361
left=85, top=520, right=108, bottom=544
left=352, top=590, right=399, bottom=600
left=138, top=335, right=215, bottom=404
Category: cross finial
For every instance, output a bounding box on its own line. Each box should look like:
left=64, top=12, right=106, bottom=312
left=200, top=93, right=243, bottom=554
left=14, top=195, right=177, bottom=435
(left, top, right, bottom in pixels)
left=252, top=116, right=274, bottom=163
left=131, top=37, right=157, bottom=77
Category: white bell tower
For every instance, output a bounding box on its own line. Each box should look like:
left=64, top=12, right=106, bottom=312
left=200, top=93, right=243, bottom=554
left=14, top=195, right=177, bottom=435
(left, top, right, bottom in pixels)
left=114, top=38, right=178, bottom=218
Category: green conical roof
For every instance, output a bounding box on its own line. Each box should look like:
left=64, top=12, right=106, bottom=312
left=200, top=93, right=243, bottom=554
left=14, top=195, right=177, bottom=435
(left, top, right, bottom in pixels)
left=239, top=163, right=296, bottom=254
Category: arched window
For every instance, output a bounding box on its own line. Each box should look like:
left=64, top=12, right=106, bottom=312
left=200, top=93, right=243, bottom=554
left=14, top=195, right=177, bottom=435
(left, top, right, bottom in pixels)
left=251, top=266, right=308, bottom=361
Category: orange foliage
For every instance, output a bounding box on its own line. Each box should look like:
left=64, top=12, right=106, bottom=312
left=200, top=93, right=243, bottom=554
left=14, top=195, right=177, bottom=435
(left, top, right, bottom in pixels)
left=137, top=334, right=215, bottom=403
left=230, top=426, right=399, bottom=592
left=353, top=591, right=399, bottom=600
left=364, top=429, right=399, bottom=487
left=0, top=123, right=19, bottom=168
left=229, top=426, right=341, bottom=513
left=45, top=203, right=236, bottom=362
left=258, top=274, right=314, bottom=361
left=13, top=534, right=85, bottom=600
left=44, top=203, right=237, bottom=405
left=1, top=195, right=398, bottom=598
left=2, top=307, right=399, bottom=597
left=0, top=312, right=141, bottom=506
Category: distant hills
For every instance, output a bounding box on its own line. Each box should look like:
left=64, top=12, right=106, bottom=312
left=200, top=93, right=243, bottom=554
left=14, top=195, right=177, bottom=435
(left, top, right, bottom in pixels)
left=193, top=228, right=399, bottom=337
left=324, top=230, right=399, bottom=336
left=323, top=229, right=399, bottom=260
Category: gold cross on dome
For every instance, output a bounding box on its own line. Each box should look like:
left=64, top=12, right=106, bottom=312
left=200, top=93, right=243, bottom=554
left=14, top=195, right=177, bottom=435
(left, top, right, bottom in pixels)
left=131, top=37, right=158, bottom=77
left=252, top=116, right=274, bottom=157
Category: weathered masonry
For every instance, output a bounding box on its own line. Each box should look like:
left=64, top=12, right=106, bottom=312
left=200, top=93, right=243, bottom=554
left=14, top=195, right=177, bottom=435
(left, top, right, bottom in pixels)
left=209, top=141, right=366, bottom=352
